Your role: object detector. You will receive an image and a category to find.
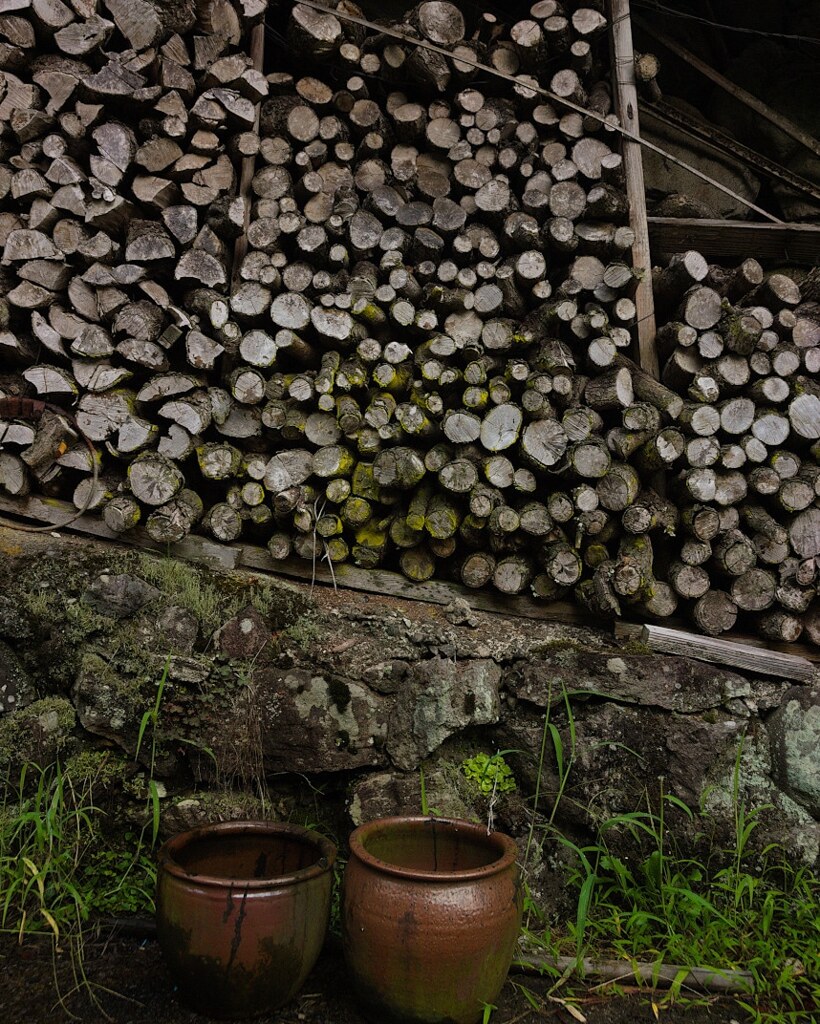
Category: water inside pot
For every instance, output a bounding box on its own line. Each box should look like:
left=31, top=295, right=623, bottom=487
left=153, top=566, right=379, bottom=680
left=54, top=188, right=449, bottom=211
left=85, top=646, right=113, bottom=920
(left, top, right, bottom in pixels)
left=363, top=820, right=503, bottom=873
left=174, top=831, right=323, bottom=880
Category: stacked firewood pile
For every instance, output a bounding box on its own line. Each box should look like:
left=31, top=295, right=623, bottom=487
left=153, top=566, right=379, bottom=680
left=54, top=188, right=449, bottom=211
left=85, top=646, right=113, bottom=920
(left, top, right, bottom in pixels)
left=0, top=0, right=267, bottom=484
left=0, top=1, right=817, bottom=643
left=650, top=256, right=819, bottom=642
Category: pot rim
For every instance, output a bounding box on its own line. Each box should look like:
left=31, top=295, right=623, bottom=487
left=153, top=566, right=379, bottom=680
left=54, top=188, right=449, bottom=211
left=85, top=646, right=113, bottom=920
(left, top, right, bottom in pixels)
left=348, top=815, right=518, bottom=882
left=158, top=819, right=337, bottom=890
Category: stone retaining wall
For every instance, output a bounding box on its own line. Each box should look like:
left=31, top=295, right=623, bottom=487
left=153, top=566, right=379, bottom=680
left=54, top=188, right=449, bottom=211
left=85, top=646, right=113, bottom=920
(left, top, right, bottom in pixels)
left=1, top=525, right=817, bottom=902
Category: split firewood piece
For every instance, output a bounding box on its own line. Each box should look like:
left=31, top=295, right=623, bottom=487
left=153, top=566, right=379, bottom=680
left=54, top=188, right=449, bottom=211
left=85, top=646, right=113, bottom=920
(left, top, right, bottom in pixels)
left=75, top=390, right=134, bottom=441
left=263, top=449, right=313, bottom=493
left=613, top=534, right=655, bottom=599
left=22, top=364, right=78, bottom=397
left=584, top=367, right=633, bottom=411
left=653, top=250, right=708, bottom=314
left=205, top=503, right=243, bottom=542
left=112, top=415, right=159, bottom=456
left=493, top=555, right=533, bottom=595
left=789, top=508, right=820, bottom=560
left=196, top=442, right=242, bottom=481
left=757, top=609, right=803, bottom=643
left=731, top=568, right=777, bottom=613
left=739, top=273, right=801, bottom=311
left=55, top=14, right=113, bottom=56
left=159, top=390, right=213, bottom=435
left=596, top=461, right=640, bottom=511
left=621, top=490, right=678, bottom=535
left=705, top=259, right=764, bottom=303
left=460, top=551, right=496, bottom=589
left=543, top=542, right=583, bottom=587
left=288, top=2, right=343, bottom=59
left=520, top=418, right=568, bottom=470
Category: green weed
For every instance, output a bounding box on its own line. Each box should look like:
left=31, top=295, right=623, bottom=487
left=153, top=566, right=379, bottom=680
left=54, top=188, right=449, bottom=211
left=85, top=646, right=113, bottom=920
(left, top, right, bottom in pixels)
left=0, top=654, right=173, bottom=944
left=78, top=839, right=156, bottom=917
left=0, top=757, right=157, bottom=1021
left=134, top=656, right=170, bottom=848
left=519, top=703, right=820, bottom=1024
left=135, top=551, right=301, bottom=635
left=0, top=761, right=91, bottom=941
left=24, top=590, right=107, bottom=645
left=0, top=761, right=156, bottom=938
left=480, top=1000, right=497, bottom=1023
left=137, top=556, right=222, bottom=631
left=283, top=613, right=322, bottom=649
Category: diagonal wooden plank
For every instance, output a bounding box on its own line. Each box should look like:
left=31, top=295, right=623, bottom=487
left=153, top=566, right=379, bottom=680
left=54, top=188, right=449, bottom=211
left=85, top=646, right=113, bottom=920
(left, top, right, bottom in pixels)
left=639, top=20, right=820, bottom=162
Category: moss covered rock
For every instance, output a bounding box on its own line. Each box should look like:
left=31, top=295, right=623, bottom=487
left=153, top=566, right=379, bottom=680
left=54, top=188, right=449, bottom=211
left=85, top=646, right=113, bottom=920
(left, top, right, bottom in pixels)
left=0, top=696, right=76, bottom=771
left=73, top=652, right=161, bottom=761
left=0, top=639, right=35, bottom=715
left=161, top=789, right=269, bottom=836
left=768, top=684, right=820, bottom=819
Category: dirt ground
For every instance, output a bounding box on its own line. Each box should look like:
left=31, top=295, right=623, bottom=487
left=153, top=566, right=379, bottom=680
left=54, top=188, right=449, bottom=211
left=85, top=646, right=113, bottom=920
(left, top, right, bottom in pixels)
left=0, top=931, right=753, bottom=1024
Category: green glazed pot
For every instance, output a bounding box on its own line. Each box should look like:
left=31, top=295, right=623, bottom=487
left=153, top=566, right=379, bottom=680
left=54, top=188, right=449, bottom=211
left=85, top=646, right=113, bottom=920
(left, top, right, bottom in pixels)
left=156, top=820, right=336, bottom=1019
left=343, top=816, right=523, bottom=1024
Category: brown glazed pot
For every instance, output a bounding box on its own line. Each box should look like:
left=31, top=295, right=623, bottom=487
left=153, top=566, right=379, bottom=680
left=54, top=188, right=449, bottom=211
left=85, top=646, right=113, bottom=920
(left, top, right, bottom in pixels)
left=343, top=816, right=523, bottom=1024
left=156, top=820, right=336, bottom=1019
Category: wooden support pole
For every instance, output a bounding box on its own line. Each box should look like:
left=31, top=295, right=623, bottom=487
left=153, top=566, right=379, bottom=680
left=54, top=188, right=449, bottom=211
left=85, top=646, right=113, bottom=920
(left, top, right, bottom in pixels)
left=609, top=0, right=658, bottom=378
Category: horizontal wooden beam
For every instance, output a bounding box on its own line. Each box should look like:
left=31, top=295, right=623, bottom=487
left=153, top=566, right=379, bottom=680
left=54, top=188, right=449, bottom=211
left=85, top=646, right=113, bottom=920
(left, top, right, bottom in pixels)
left=648, top=217, right=820, bottom=266
left=0, top=495, right=241, bottom=570
left=2, top=495, right=817, bottom=665
left=0, top=495, right=587, bottom=625
left=239, top=545, right=587, bottom=622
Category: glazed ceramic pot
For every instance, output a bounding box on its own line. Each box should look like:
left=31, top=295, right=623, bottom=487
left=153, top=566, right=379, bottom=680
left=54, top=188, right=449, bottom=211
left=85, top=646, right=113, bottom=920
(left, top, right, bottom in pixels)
left=343, top=816, right=523, bottom=1024
left=156, top=820, right=336, bottom=1019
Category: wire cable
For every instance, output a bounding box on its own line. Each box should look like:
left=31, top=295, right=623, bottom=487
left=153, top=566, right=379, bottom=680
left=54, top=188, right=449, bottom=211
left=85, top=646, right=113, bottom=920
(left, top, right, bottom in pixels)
left=631, top=0, right=820, bottom=44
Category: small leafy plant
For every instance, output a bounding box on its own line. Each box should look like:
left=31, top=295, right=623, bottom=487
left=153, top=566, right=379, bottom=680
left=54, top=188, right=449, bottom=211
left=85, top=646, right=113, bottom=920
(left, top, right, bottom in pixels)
left=134, top=654, right=171, bottom=848
left=461, top=752, right=517, bottom=798
left=78, top=839, right=156, bottom=917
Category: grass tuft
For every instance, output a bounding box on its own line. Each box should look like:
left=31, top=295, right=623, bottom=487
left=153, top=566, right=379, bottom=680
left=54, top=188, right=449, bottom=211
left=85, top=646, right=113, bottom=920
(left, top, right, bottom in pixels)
left=519, top=692, right=820, bottom=1024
